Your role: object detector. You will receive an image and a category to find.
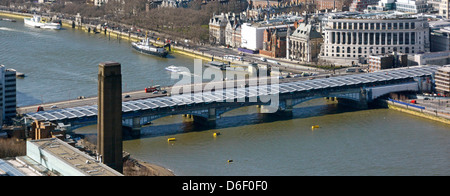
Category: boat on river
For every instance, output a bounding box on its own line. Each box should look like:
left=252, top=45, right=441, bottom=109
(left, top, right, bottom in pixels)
left=24, top=15, right=60, bottom=30
left=165, top=65, right=181, bottom=72
left=131, top=38, right=168, bottom=57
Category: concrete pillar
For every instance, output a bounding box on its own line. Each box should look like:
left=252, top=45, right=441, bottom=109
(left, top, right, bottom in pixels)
left=359, top=89, right=368, bottom=109
left=132, top=117, right=141, bottom=132
left=284, top=99, right=293, bottom=112
left=257, top=105, right=277, bottom=113
left=97, top=62, right=123, bottom=173
left=192, top=108, right=216, bottom=127
left=208, top=108, right=216, bottom=122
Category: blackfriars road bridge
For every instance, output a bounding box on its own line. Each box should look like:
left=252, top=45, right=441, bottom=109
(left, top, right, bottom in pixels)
left=24, top=65, right=438, bottom=133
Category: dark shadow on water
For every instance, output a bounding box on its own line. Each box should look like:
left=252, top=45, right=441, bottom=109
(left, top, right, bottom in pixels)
left=136, top=102, right=369, bottom=140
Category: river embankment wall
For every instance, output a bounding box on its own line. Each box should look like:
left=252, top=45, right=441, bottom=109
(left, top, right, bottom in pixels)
left=379, top=99, right=450, bottom=125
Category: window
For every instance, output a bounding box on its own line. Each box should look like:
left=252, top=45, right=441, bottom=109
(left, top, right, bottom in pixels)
left=393, top=33, right=397, bottom=45
left=387, top=33, right=391, bottom=45
left=358, top=32, right=362, bottom=44
left=369, top=33, right=374, bottom=45
left=337, top=32, right=340, bottom=44
left=376, top=33, right=380, bottom=45
left=332, top=32, right=335, bottom=44
left=405, top=33, right=409, bottom=44
left=364, top=33, right=368, bottom=44
left=411, top=22, right=415, bottom=29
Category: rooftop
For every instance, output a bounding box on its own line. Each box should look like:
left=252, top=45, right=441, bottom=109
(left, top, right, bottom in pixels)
left=28, top=138, right=123, bottom=176
left=327, top=11, right=422, bottom=20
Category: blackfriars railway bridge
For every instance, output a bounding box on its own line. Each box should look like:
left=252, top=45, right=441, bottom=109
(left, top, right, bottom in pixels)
left=23, top=65, right=438, bottom=133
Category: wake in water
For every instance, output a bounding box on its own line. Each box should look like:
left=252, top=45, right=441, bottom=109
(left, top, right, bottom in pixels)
left=0, top=27, right=18, bottom=32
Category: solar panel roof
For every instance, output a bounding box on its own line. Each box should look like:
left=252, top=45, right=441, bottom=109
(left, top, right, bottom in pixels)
left=25, top=66, right=439, bottom=122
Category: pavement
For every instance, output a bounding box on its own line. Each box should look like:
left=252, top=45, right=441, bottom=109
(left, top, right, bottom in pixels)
left=409, top=96, right=450, bottom=115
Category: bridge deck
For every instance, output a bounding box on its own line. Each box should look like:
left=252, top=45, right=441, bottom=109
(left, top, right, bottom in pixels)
left=25, top=66, right=439, bottom=122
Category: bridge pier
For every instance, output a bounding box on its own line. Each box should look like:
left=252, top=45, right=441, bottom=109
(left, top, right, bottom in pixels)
left=257, top=98, right=293, bottom=117
left=336, top=89, right=368, bottom=109
left=192, top=108, right=216, bottom=128
left=130, top=117, right=142, bottom=138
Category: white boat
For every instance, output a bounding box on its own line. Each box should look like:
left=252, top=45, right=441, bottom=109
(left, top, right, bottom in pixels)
left=165, top=65, right=180, bottom=72
left=24, top=15, right=61, bottom=30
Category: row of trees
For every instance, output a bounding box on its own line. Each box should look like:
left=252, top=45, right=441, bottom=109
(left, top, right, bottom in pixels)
left=1, top=0, right=249, bottom=42
left=45, top=0, right=249, bottom=43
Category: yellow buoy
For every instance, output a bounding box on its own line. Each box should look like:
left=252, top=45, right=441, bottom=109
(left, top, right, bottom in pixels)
left=167, top=138, right=176, bottom=142
left=311, top=125, right=320, bottom=129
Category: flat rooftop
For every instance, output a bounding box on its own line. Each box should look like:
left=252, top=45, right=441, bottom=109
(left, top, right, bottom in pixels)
left=327, top=11, right=421, bottom=20
left=28, top=138, right=123, bottom=176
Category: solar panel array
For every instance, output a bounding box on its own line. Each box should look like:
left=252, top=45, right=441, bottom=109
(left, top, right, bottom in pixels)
left=26, top=66, right=439, bottom=121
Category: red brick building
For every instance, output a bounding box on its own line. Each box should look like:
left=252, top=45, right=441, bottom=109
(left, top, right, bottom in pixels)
left=259, top=28, right=288, bottom=58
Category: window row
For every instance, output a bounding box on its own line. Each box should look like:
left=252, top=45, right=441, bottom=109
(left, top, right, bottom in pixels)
left=332, top=21, right=416, bottom=30
left=329, top=32, right=417, bottom=45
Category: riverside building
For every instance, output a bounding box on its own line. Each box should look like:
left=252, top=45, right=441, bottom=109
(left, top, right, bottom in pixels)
left=321, top=12, right=430, bottom=65
left=0, top=65, right=16, bottom=126
left=435, top=65, right=450, bottom=96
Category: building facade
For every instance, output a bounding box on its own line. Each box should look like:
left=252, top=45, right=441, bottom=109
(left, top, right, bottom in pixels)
left=368, top=53, right=407, bottom=72
left=209, top=14, right=229, bottom=45
left=414, top=51, right=450, bottom=65
left=438, top=0, right=450, bottom=19
left=210, top=13, right=243, bottom=46
left=349, top=0, right=379, bottom=12
left=435, top=66, right=450, bottom=96
left=321, top=15, right=430, bottom=65
left=287, top=22, right=323, bottom=62
left=241, top=23, right=294, bottom=51
left=315, top=0, right=344, bottom=10
left=225, top=14, right=243, bottom=48
left=394, top=0, right=427, bottom=13
left=260, top=28, right=288, bottom=58
left=0, top=65, right=16, bottom=126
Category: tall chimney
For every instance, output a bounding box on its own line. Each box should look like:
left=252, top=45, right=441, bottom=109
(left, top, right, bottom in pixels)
left=97, top=62, right=123, bottom=173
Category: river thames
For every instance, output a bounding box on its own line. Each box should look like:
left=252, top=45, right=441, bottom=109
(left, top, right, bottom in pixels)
left=1, top=15, right=449, bottom=175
